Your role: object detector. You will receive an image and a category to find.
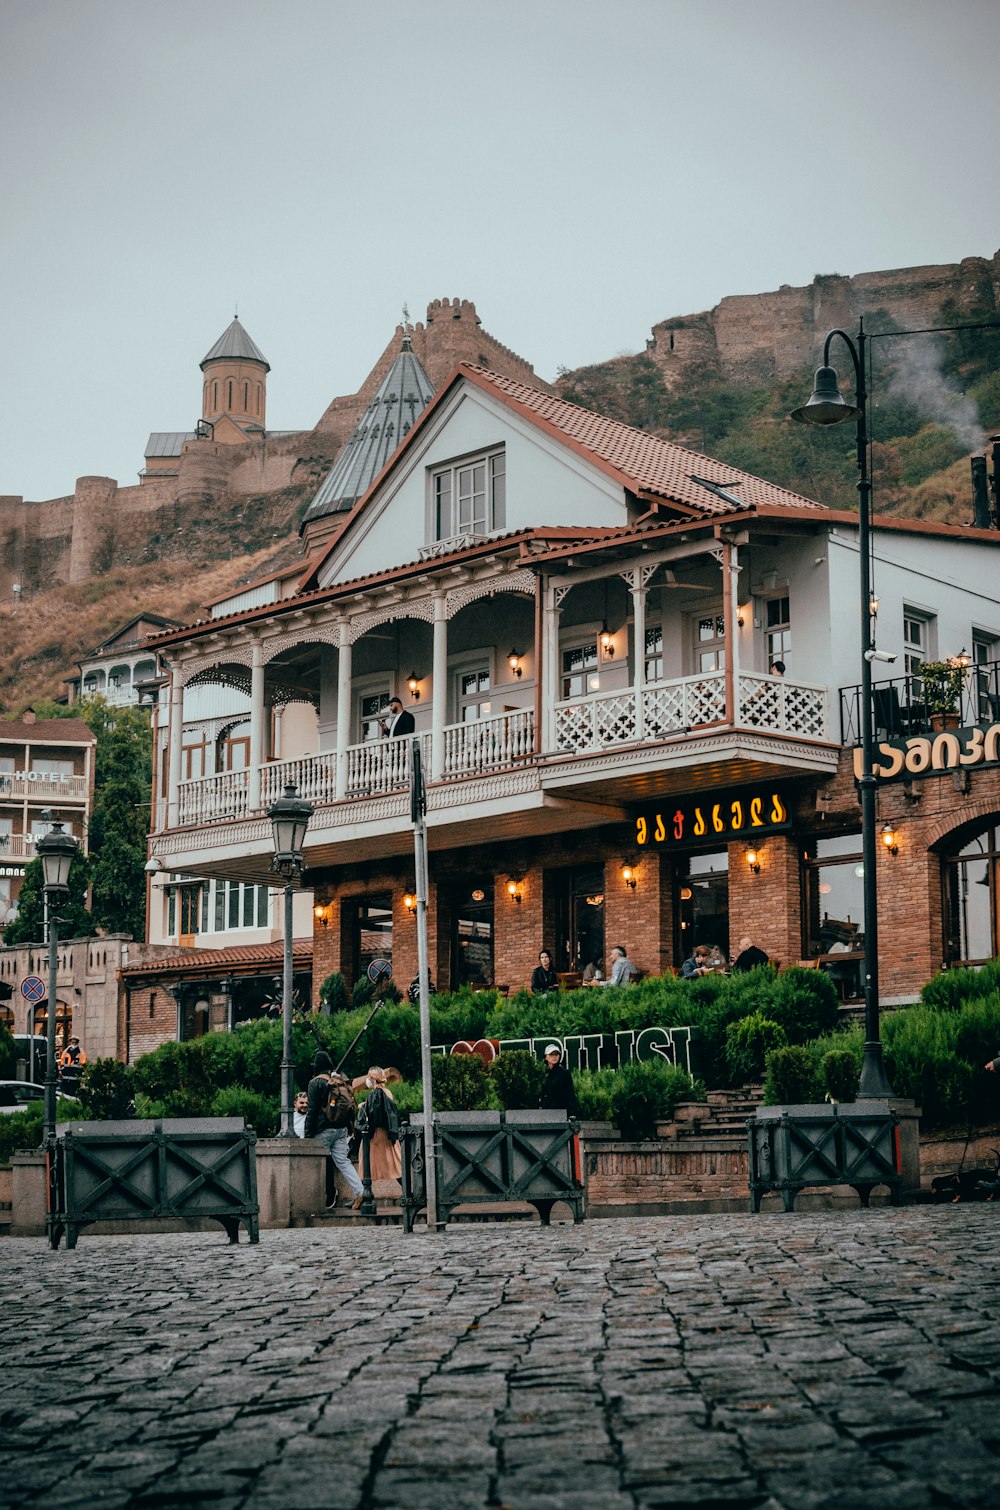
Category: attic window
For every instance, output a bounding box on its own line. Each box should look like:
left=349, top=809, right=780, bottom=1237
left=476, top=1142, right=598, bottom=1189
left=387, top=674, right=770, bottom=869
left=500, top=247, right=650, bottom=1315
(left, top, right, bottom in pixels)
left=431, top=448, right=505, bottom=542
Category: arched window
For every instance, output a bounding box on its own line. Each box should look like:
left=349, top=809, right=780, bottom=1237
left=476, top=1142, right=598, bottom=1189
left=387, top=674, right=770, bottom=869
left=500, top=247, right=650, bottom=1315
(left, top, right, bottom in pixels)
left=213, top=381, right=218, bottom=410
left=944, top=823, right=1000, bottom=966
left=227, top=380, right=233, bottom=408
left=243, top=381, right=249, bottom=410
left=32, top=1001, right=73, bottom=1052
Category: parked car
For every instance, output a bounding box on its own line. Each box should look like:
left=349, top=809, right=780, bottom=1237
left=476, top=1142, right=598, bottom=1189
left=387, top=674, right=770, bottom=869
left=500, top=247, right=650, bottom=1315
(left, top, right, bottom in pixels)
left=0, top=1080, right=69, bottom=1114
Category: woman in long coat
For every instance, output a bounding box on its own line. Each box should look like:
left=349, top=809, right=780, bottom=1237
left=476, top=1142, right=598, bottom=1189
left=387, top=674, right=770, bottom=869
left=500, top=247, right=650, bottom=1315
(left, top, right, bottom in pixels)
left=352, top=1065, right=402, bottom=1190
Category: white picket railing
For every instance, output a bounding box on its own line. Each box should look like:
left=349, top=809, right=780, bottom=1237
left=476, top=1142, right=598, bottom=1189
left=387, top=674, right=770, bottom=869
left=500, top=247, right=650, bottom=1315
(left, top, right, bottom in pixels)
left=443, top=709, right=535, bottom=777
left=737, top=672, right=827, bottom=739
left=177, top=768, right=249, bottom=825
left=261, top=753, right=338, bottom=809
left=345, top=734, right=430, bottom=797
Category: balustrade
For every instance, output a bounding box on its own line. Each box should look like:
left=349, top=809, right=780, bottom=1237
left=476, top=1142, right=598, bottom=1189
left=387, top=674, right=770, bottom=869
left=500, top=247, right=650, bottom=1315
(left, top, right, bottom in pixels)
left=177, top=767, right=249, bottom=826
left=345, top=734, right=430, bottom=797
left=261, top=753, right=337, bottom=808
left=443, top=709, right=534, bottom=777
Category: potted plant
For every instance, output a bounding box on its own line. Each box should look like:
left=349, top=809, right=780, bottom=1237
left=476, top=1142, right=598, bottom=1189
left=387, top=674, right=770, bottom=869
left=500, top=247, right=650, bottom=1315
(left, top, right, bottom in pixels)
left=920, top=660, right=966, bottom=730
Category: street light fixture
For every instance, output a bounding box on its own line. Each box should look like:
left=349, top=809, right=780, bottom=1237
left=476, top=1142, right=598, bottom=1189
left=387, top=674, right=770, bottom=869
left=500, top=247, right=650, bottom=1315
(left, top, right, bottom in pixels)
left=268, top=783, right=314, bottom=1138
left=791, top=322, right=894, bottom=1098
left=35, top=815, right=80, bottom=1141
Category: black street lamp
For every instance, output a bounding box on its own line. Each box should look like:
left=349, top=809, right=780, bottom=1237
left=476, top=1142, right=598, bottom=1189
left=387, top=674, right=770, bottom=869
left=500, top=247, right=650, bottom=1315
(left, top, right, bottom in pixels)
left=268, top=783, right=314, bottom=1137
left=35, top=815, right=80, bottom=1140
left=791, top=323, right=893, bottom=1098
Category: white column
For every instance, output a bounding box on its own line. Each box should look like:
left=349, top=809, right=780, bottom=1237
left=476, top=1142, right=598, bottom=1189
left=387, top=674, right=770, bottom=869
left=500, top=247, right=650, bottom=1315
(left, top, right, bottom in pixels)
left=248, top=642, right=264, bottom=812
left=630, top=571, right=648, bottom=740
left=272, top=705, right=284, bottom=763
left=542, top=584, right=561, bottom=752
left=335, top=624, right=352, bottom=800
left=728, top=544, right=742, bottom=723
left=166, top=670, right=183, bottom=829
left=431, top=594, right=447, bottom=781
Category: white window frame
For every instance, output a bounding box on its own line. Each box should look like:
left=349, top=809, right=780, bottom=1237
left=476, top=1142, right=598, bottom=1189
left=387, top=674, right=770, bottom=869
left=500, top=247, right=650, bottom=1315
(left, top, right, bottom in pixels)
left=453, top=658, right=493, bottom=723
left=429, top=447, right=506, bottom=545
left=561, top=636, right=600, bottom=700
left=903, top=606, right=936, bottom=677
left=763, top=594, right=791, bottom=669
left=692, top=608, right=726, bottom=673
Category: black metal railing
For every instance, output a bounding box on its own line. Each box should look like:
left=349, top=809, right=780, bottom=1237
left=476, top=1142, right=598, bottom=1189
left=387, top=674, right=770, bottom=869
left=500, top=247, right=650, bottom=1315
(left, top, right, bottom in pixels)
left=839, top=659, right=1000, bottom=745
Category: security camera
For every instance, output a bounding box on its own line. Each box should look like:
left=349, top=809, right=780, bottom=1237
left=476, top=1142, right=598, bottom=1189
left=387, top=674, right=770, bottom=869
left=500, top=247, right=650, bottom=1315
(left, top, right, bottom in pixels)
left=144, top=857, right=162, bottom=874
left=864, top=650, right=898, bottom=664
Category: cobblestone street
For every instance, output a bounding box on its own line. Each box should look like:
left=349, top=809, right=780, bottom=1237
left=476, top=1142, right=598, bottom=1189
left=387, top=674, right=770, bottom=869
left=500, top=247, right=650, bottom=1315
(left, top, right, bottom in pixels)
left=2, top=1209, right=999, bottom=1509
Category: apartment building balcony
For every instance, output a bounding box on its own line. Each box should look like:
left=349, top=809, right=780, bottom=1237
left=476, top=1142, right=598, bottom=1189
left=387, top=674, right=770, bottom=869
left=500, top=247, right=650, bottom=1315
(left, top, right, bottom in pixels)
left=0, top=772, right=90, bottom=802
left=0, top=834, right=38, bottom=861
left=839, top=659, right=1000, bottom=744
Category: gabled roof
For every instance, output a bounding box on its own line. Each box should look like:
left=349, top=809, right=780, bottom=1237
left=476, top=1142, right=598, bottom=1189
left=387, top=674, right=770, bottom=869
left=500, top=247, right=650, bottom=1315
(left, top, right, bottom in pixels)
left=300, top=334, right=435, bottom=528
left=0, top=718, right=96, bottom=745
left=120, top=938, right=312, bottom=982
left=303, top=363, right=825, bottom=587
left=200, top=317, right=270, bottom=371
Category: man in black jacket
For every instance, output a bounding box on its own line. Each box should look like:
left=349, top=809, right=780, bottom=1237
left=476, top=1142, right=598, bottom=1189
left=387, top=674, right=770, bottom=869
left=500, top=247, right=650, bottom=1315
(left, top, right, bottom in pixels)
left=732, top=936, right=769, bottom=972
left=539, top=1043, right=579, bottom=1117
left=380, top=698, right=415, bottom=737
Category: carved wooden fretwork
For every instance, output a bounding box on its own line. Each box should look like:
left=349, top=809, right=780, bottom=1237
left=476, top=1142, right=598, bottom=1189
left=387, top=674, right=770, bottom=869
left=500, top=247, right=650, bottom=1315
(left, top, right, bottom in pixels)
left=346, top=598, right=436, bottom=644
left=445, top=569, right=534, bottom=618
left=619, top=563, right=659, bottom=593
left=262, top=624, right=340, bottom=664
left=182, top=658, right=253, bottom=691
left=553, top=583, right=573, bottom=610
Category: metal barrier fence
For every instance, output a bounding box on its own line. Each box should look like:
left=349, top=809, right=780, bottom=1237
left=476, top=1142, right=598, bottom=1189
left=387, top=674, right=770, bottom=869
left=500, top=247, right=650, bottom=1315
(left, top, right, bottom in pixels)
left=748, top=1103, right=901, bottom=1213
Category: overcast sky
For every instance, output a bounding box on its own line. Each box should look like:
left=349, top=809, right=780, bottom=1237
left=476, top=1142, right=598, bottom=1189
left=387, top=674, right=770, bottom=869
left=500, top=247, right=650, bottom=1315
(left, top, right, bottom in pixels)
left=2, top=0, right=998, bottom=503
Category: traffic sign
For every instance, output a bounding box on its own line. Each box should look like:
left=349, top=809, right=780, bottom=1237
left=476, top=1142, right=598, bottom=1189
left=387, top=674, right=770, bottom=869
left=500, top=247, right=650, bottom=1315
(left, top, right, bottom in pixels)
left=367, top=958, right=392, bottom=986
left=20, top=976, right=45, bottom=1003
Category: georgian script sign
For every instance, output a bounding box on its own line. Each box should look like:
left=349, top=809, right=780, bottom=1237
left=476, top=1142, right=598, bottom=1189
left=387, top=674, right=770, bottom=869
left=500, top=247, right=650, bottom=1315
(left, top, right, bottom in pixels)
left=433, top=1025, right=695, bottom=1077
left=635, top=788, right=791, bottom=849
left=853, top=723, right=1000, bottom=785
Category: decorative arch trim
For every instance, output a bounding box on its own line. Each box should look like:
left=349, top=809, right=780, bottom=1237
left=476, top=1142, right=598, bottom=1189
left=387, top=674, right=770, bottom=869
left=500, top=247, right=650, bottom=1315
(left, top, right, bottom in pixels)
left=927, top=794, right=1000, bottom=852
left=262, top=625, right=341, bottom=664
left=445, top=569, right=535, bottom=618
left=347, top=600, right=436, bottom=643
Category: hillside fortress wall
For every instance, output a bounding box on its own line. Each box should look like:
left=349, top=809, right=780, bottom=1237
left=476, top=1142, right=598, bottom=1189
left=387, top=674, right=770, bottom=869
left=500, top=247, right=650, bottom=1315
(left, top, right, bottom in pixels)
left=3, top=256, right=998, bottom=596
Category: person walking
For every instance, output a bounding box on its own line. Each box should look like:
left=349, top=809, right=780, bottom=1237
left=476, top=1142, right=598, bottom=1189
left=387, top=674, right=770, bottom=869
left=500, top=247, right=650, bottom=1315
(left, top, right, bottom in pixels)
left=304, top=1050, right=364, bottom=1210
left=539, top=1043, right=579, bottom=1117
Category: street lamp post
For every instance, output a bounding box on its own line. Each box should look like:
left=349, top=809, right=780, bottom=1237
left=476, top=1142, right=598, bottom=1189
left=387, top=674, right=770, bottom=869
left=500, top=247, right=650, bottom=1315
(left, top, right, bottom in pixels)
left=35, top=815, right=80, bottom=1141
left=267, top=783, right=314, bottom=1138
left=791, top=322, right=893, bottom=1098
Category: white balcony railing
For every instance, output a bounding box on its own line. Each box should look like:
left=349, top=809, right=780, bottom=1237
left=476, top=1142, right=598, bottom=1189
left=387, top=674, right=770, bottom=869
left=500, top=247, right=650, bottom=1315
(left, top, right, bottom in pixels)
left=164, top=672, right=829, bottom=833
left=177, top=767, right=249, bottom=826
left=443, top=708, right=535, bottom=778
left=555, top=672, right=728, bottom=753
left=0, top=834, right=37, bottom=860
left=737, top=672, right=827, bottom=740
left=0, top=772, right=89, bottom=801
left=346, top=734, right=430, bottom=798
left=262, top=753, right=338, bottom=809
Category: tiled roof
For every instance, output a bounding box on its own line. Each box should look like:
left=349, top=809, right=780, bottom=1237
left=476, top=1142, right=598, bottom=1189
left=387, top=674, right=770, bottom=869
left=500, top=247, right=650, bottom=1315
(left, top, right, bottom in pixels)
left=463, top=366, right=823, bottom=514
left=121, top=938, right=312, bottom=979
left=200, top=318, right=270, bottom=371
left=0, top=718, right=96, bottom=744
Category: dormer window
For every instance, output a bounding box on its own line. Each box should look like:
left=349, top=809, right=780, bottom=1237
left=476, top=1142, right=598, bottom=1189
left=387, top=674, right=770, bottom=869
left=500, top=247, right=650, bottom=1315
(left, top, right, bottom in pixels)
left=432, top=449, right=505, bottom=543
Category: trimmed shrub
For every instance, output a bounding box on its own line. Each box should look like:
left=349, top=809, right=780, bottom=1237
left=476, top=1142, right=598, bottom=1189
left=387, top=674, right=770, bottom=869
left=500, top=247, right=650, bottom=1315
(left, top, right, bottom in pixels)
left=920, top=960, right=1000, bottom=1013
left=0, top=1105, right=42, bottom=1163
left=78, top=1058, right=134, bottom=1120
left=572, top=1068, right=617, bottom=1124
left=210, top=1085, right=280, bottom=1133
left=763, top=1045, right=816, bottom=1105
left=0, top=1021, right=15, bottom=1079
left=352, top=976, right=374, bottom=1010
left=725, top=1013, right=786, bottom=1082
left=489, top=1049, right=545, bottom=1111
left=821, top=1048, right=859, bottom=1103
left=318, top=972, right=349, bottom=1012
left=431, top=1053, right=492, bottom=1112
left=608, top=1060, right=699, bottom=1140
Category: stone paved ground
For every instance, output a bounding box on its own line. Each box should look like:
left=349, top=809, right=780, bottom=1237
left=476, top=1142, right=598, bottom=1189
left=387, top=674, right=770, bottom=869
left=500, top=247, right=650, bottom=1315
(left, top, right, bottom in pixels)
left=2, top=1209, right=999, bottom=1509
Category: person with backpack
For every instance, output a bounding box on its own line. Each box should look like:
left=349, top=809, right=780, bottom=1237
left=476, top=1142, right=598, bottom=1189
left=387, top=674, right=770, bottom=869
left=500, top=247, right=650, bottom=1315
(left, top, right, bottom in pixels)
left=304, top=1050, right=364, bottom=1210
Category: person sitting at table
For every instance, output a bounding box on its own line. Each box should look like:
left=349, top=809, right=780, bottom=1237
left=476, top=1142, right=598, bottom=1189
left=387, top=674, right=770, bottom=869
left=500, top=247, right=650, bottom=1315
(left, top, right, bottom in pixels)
left=531, top=948, right=559, bottom=995
left=599, top=944, right=637, bottom=987
left=732, top=936, right=769, bottom=972
left=682, top=944, right=713, bottom=978
left=582, top=957, right=604, bottom=984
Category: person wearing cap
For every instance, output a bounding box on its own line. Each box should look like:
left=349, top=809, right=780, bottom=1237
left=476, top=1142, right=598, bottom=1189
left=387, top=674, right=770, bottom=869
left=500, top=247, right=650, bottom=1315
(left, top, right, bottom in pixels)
left=379, top=697, right=415, bottom=738
left=59, top=1035, right=87, bottom=1096
left=539, top=1043, right=579, bottom=1117
left=304, top=1050, right=364, bottom=1210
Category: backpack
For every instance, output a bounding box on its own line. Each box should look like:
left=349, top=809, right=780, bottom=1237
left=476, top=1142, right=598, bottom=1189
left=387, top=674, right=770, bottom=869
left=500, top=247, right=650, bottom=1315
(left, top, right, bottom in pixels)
left=321, top=1074, right=355, bottom=1129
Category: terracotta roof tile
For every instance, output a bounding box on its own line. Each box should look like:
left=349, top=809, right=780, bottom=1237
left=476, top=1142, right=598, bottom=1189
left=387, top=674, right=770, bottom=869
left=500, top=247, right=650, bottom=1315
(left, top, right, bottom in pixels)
left=121, top=938, right=312, bottom=979
left=463, top=366, right=823, bottom=514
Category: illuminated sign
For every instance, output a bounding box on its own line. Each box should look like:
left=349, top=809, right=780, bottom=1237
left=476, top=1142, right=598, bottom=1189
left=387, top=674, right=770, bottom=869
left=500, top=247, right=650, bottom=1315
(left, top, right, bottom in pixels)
left=854, top=723, right=1000, bottom=785
left=635, top=788, right=791, bottom=849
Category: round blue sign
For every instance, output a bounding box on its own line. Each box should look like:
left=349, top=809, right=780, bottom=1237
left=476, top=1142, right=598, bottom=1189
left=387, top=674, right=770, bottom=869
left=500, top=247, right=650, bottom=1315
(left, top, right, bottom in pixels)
left=367, top=958, right=392, bottom=986
left=20, top=975, right=45, bottom=1003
